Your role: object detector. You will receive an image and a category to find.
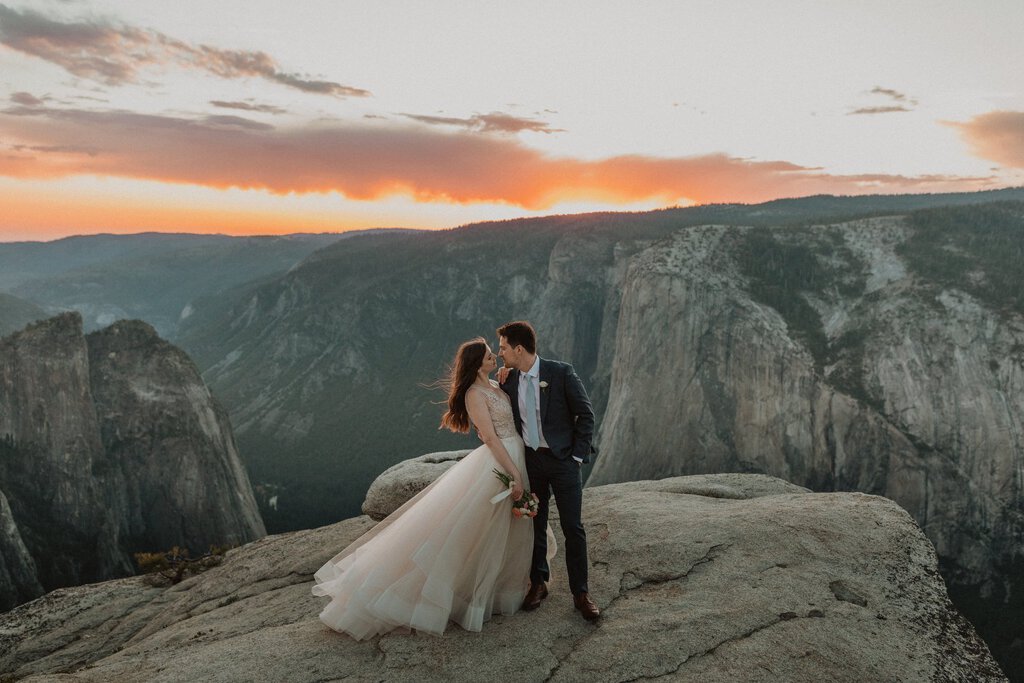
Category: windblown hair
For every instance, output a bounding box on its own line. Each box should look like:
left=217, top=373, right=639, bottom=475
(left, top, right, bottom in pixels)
left=439, top=337, right=488, bottom=434
left=497, top=320, right=537, bottom=354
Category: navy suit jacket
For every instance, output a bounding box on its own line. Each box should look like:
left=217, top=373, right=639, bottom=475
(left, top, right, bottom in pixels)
left=499, top=358, right=597, bottom=464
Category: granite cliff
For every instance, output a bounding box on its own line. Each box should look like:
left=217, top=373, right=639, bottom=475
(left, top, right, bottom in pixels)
left=588, top=211, right=1024, bottom=611
left=0, top=465, right=1005, bottom=682
left=0, top=313, right=266, bottom=611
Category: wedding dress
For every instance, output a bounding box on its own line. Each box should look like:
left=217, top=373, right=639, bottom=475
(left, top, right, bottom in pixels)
left=312, top=379, right=556, bottom=639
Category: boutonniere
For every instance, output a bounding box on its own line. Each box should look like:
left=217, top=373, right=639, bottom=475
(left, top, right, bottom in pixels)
left=539, top=381, right=549, bottom=390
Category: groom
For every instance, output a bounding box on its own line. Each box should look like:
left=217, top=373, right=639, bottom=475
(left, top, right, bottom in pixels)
left=496, top=320, right=600, bottom=621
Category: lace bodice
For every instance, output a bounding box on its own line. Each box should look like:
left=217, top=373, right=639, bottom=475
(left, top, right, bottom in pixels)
left=472, top=380, right=518, bottom=439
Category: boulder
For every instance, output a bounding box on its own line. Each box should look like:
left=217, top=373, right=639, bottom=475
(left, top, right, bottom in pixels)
left=361, top=449, right=471, bottom=520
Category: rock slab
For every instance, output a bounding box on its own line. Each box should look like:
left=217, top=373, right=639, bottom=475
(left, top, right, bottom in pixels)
left=0, top=473, right=1004, bottom=682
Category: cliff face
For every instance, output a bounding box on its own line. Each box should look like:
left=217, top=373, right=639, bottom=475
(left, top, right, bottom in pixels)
left=589, top=217, right=1024, bottom=597
left=0, top=313, right=265, bottom=611
left=0, top=489, right=42, bottom=611
left=0, top=471, right=1005, bottom=682
left=86, top=320, right=267, bottom=554
left=0, top=313, right=127, bottom=593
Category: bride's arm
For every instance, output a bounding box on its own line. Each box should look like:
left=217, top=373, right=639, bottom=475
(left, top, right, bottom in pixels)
left=466, top=390, right=524, bottom=500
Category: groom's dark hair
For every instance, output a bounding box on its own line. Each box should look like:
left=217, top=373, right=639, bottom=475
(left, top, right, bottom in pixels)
left=497, top=320, right=536, bottom=354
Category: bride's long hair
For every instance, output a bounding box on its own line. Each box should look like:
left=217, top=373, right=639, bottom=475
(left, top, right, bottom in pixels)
left=438, top=337, right=487, bottom=434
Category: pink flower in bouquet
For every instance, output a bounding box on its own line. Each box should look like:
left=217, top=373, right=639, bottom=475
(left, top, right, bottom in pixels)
left=492, top=468, right=538, bottom=520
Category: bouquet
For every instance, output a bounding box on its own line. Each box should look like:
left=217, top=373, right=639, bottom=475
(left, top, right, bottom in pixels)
left=491, top=468, right=540, bottom=518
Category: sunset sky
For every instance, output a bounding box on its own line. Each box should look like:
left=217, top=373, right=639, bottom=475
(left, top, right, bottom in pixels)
left=1, top=0, right=1023, bottom=241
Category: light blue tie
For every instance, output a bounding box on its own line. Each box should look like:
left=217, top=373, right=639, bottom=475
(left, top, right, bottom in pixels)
left=523, top=373, right=541, bottom=449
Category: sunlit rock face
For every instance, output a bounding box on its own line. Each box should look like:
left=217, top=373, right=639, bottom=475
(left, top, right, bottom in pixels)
left=591, top=214, right=1024, bottom=601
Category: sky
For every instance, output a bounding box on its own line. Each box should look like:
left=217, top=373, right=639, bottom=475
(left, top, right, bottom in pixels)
left=1, top=0, right=1023, bottom=241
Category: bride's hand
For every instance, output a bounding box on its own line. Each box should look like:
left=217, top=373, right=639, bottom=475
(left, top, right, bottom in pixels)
left=496, top=366, right=511, bottom=384
left=511, top=480, right=524, bottom=502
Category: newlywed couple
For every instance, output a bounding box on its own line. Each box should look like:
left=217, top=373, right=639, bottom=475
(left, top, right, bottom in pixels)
left=311, top=320, right=600, bottom=640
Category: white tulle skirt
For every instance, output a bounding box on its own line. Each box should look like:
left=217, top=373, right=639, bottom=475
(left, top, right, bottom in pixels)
left=312, top=436, right=557, bottom=640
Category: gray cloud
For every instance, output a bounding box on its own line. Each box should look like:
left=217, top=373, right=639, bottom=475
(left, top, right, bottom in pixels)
left=847, top=86, right=919, bottom=115
left=70, top=94, right=109, bottom=103
left=402, top=113, right=468, bottom=126
left=202, top=114, right=275, bottom=131
left=402, top=111, right=564, bottom=134
left=270, top=72, right=366, bottom=97
left=870, top=86, right=911, bottom=102
left=10, top=91, right=44, bottom=105
left=10, top=142, right=98, bottom=156
left=848, top=105, right=912, bottom=116
left=0, top=4, right=370, bottom=97
left=210, top=100, right=287, bottom=115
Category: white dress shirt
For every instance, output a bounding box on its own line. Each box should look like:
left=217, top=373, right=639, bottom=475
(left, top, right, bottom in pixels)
left=518, top=356, right=548, bottom=449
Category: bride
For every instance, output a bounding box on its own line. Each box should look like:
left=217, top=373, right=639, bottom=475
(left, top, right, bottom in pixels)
left=312, top=337, right=556, bottom=639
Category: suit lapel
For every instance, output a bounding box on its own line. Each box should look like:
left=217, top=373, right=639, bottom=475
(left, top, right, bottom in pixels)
left=539, top=358, right=551, bottom=421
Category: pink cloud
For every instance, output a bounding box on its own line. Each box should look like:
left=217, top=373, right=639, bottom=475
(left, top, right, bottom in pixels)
left=947, top=110, right=1024, bottom=169
left=0, top=105, right=999, bottom=208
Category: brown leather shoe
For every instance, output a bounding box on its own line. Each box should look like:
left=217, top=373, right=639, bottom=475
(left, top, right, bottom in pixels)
left=573, top=592, right=601, bottom=620
left=522, top=581, right=548, bottom=610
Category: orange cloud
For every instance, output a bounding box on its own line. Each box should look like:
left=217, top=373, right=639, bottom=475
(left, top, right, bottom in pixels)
left=0, top=105, right=998, bottom=210
left=947, top=110, right=1024, bottom=169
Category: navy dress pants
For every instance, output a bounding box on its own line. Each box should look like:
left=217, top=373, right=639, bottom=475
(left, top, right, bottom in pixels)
left=524, top=446, right=589, bottom=595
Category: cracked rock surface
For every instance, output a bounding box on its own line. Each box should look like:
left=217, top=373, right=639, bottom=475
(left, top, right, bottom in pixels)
left=1, top=473, right=1004, bottom=682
